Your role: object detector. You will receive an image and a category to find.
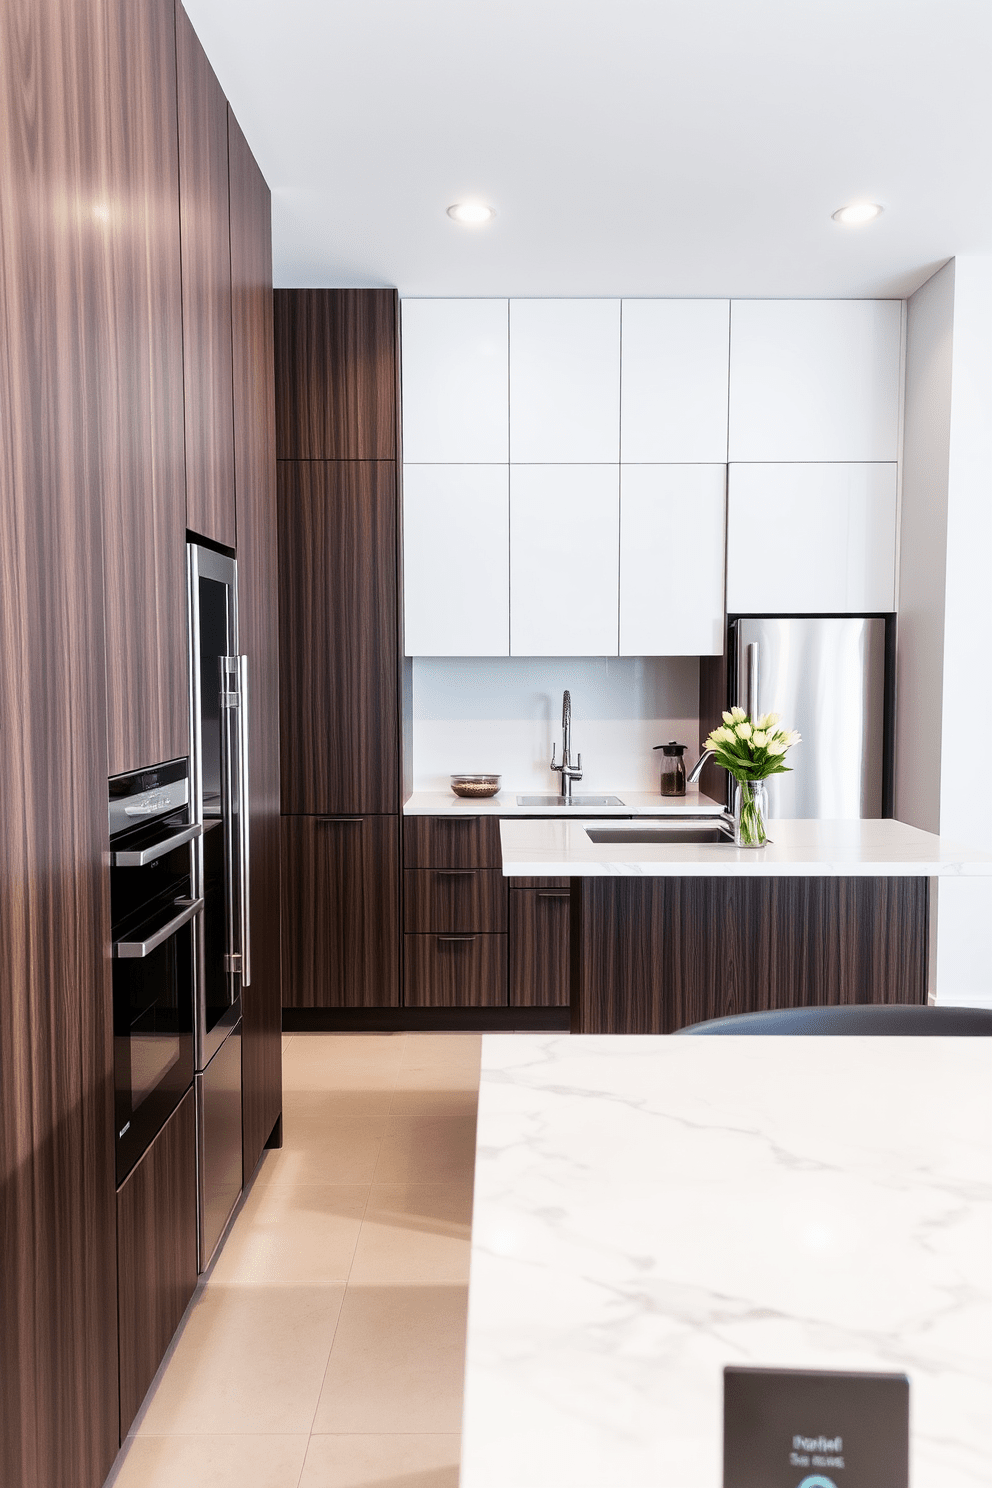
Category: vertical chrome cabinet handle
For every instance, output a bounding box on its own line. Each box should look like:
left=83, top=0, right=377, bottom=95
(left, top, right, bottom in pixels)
left=747, top=641, right=760, bottom=721
left=238, top=654, right=251, bottom=987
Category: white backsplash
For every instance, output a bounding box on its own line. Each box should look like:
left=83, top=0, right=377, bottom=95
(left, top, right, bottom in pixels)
left=411, top=656, right=700, bottom=794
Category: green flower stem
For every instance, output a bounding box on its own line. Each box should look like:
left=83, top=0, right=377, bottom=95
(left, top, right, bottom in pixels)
left=737, top=781, right=767, bottom=847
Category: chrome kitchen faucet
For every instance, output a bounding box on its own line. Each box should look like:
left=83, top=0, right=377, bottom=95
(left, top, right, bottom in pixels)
left=551, top=689, right=583, bottom=801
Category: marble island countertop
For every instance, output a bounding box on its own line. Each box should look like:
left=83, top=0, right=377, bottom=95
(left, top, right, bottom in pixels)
left=460, top=1035, right=992, bottom=1488
left=402, top=787, right=725, bottom=817
left=498, top=815, right=992, bottom=877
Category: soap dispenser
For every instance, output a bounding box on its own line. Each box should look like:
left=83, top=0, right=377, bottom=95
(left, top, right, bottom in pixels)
left=653, top=741, right=687, bottom=797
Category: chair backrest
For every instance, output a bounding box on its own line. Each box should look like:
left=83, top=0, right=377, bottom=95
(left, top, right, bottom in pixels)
left=677, top=1004, right=992, bottom=1036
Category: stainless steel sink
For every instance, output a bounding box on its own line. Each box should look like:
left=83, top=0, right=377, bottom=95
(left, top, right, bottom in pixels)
left=586, top=822, right=735, bottom=846
left=517, top=794, right=625, bottom=807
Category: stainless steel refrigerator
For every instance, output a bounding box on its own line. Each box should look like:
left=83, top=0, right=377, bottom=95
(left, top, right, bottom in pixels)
left=728, top=616, right=893, bottom=820
left=187, top=541, right=250, bottom=1269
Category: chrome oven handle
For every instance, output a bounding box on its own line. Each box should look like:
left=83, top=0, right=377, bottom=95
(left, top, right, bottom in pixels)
left=114, top=896, right=204, bottom=959
left=112, top=822, right=202, bottom=868
left=238, top=654, right=251, bottom=986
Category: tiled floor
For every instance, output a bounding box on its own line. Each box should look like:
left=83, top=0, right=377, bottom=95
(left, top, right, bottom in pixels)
left=109, top=1032, right=481, bottom=1488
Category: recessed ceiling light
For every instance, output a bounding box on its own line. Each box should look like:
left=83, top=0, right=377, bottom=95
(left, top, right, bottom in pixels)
left=447, top=202, right=496, bottom=226
left=831, top=202, right=883, bottom=226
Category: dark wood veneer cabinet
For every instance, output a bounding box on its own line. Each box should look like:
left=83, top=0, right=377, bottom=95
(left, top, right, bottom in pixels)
left=229, top=108, right=283, bottom=1172
left=405, top=934, right=508, bottom=1008
left=510, top=887, right=572, bottom=1008
left=175, top=0, right=236, bottom=547
left=403, top=815, right=503, bottom=870
left=116, top=1089, right=197, bottom=1437
left=282, top=816, right=401, bottom=1008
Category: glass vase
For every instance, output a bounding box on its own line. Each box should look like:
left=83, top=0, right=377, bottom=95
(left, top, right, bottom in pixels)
left=734, top=779, right=769, bottom=848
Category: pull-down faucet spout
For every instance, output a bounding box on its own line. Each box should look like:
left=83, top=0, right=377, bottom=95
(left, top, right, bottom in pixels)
left=551, top=689, right=583, bottom=801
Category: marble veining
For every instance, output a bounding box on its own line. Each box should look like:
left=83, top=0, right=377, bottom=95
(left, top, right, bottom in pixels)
left=461, top=1036, right=992, bottom=1488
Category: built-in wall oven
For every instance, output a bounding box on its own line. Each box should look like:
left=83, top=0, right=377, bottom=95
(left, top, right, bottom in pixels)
left=110, top=758, right=202, bottom=1186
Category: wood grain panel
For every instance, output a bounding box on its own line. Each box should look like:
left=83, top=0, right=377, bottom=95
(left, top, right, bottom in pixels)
left=228, top=108, right=282, bottom=1176
left=404, top=869, right=507, bottom=933
left=575, top=877, right=929, bottom=1035
left=274, top=288, right=398, bottom=459
left=507, top=875, right=571, bottom=889
left=1, top=1, right=119, bottom=1480
left=697, top=650, right=729, bottom=807
left=281, top=815, right=401, bottom=1008
left=509, top=888, right=571, bottom=1008
left=404, top=934, right=508, bottom=1008
left=403, top=815, right=503, bottom=869
left=116, top=1088, right=197, bottom=1436
left=103, top=0, right=188, bottom=775
left=175, top=0, right=236, bottom=547
left=278, top=461, right=399, bottom=813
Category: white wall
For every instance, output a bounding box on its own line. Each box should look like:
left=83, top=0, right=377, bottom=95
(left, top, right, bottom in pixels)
left=410, top=656, right=699, bottom=794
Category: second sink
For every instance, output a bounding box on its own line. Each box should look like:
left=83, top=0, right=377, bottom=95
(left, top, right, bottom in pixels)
left=586, top=823, right=734, bottom=845
left=517, top=794, right=625, bottom=807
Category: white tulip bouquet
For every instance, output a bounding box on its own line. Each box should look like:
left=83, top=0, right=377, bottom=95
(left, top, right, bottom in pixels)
left=705, top=708, right=801, bottom=846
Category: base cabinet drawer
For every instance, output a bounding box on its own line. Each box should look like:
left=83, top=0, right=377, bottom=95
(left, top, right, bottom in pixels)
left=117, top=1087, right=198, bottom=1437
left=403, top=814, right=502, bottom=868
left=405, top=933, right=508, bottom=1007
left=509, top=887, right=571, bottom=1008
left=404, top=868, right=507, bottom=933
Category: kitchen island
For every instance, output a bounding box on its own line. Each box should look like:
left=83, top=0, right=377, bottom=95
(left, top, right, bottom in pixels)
left=460, top=1035, right=992, bottom=1488
left=499, top=819, right=992, bottom=1032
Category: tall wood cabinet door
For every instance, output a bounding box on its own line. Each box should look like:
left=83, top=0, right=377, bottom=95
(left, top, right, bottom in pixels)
left=510, top=465, right=619, bottom=656
left=282, top=816, right=401, bottom=1008
left=728, top=299, right=903, bottom=462
left=229, top=109, right=282, bottom=1177
left=176, top=0, right=236, bottom=547
left=620, top=300, right=730, bottom=463
left=278, top=460, right=400, bottom=813
left=509, top=300, right=620, bottom=462
left=401, top=299, right=509, bottom=462
left=403, top=465, right=509, bottom=656
left=117, top=1089, right=197, bottom=1437
left=510, top=888, right=571, bottom=1007
left=103, top=0, right=188, bottom=776
left=620, top=465, right=726, bottom=656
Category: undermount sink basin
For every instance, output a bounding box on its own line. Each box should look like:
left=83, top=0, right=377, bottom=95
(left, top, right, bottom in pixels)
left=517, top=794, right=625, bottom=807
left=586, top=823, right=735, bottom=846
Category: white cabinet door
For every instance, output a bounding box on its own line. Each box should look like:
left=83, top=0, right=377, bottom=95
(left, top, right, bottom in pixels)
left=403, top=465, right=509, bottom=655
left=620, top=466, right=726, bottom=655
left=728, top=300, right=903, bottom=462
left=510, top=466, right=619, bottom=655
left=726, top=464, right=898, bottom=613
left=401, top=300, right=508, bottom=462
left=620, top=301, right=730, bottom=462
left=509, top=300, right=620, bottom=462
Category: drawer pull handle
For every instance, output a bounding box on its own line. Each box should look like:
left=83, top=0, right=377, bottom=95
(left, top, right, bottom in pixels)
left=436, top=935, right=477, bottom=943
left=435, top=869, right=474, bottom=876
left=537, top=891, right=571, bottom=898
left=316, top=816, right=364, bottom=824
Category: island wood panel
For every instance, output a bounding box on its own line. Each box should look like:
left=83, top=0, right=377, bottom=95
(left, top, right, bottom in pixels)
left=405, top=934, right=508, bottom=1008
left=509, top=888, right=571, bottom=1008
left=1, top=0, right=119, bottom=1481
left=274, top=288, right=398, bottom=459
left=574, top=876, right=929, bottom=1034
left=278, top=460, right=399, bottom=814
left=116, top=1088, right=197, bottom=1437
left=403, top=815, right=503, bottom=870
left=102, top=0, right=188, bottom=776
left=228, top=109, right=283, bottom=1172
left=281, top=815, right=401, bottom=1007
left=404, top=868, right=508, bottom=933
left=507, top=875, right=571, bottom=889
left=175, top=0, right=236, bottom=547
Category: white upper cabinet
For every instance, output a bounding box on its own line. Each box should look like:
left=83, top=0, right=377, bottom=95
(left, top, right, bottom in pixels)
left=620, top=300, right=730, bottom=462
left=401, top=300, right=509, bottom=462
left=510, top=466, right=619, bottom=655
left=726, top=463, right=898, bottom=614
left=509, top=300, right=620, bottom=462
left=728, top=300, right=903, bottom=462
left=403, top=466, right=509, bottom=655
left=620, top=466, right=726, bottom=655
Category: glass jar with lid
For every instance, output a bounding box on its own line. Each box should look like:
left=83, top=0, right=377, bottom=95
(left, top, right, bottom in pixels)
left=653, top=741, right=687, bottom=796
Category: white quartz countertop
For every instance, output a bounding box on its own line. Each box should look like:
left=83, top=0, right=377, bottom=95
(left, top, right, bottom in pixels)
left=461, top=1035, right=992, bottom=1488
left=498, top=815, right=992, bottom=877
left=402, top=788, right=724, bottom=817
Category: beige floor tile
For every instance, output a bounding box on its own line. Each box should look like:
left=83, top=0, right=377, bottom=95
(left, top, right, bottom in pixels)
left=388, top=1065, right=479, bottom=1118
left=112, top=1434, right=309, bottom=1488
left=349, top=1184, right=473, bottom=1284
left=373, top=1114, right=477, bottom=1184
left=282, top=1034, right=294, bottom=1052
left=253, top=1117, right=386, bottom=1188
left=299, top=1434, right=459, bottom=1488
left=138, top=1283, right=344, bottom=1435
left=210, top=1184, right=367, bottom=1286
left=312, top=1285, right=468, bottom=1435
left=284, top=1084, right=396, bottom=1118
left=284, top=1033, right=408, bottom=1073
left=400, top=1033, right=482, bottom=1069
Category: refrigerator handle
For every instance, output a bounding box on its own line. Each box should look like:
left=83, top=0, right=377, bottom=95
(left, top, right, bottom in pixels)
left=237, top=655, right=251, bottom=987
left=747, top=642, right=759, bottom=720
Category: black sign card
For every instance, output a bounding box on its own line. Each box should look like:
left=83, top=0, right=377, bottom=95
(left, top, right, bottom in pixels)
left=723, top=1366, right=909, bottom=1488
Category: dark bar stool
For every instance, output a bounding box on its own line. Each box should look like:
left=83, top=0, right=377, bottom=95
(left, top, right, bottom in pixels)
left=677, top=1004, right=992, bottom=1035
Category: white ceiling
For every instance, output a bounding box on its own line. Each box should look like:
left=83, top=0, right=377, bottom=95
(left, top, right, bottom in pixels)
left=184, top=0, right=992, bottom=298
